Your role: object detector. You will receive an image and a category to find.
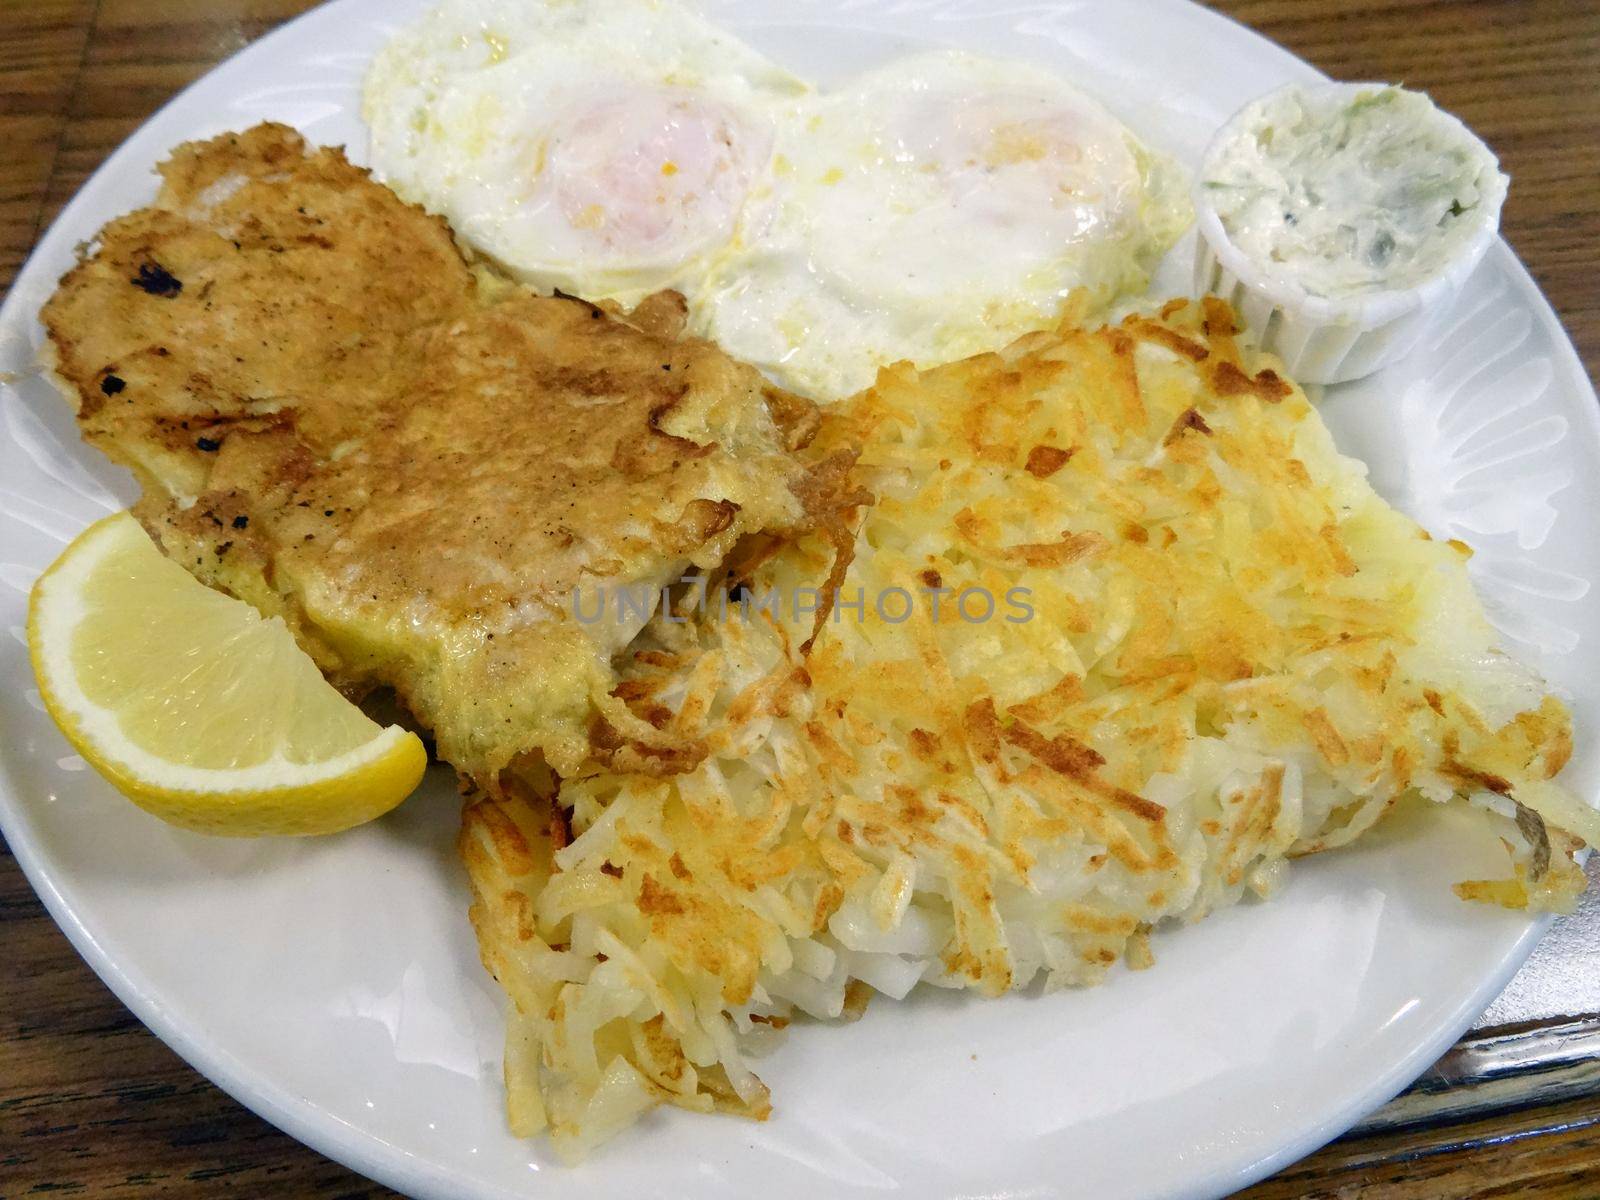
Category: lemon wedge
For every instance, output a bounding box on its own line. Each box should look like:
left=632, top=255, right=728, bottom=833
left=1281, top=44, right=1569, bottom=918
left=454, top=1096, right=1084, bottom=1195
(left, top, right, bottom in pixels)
left=28, top=512, right=427, bottom=836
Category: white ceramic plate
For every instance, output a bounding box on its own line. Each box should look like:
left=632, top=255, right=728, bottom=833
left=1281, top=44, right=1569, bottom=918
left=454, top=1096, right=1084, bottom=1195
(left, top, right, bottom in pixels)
left=2, top=2, right=1597, bottom=1198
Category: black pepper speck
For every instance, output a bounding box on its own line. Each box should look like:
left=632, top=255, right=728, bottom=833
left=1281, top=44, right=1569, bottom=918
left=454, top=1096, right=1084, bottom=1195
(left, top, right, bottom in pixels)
left=132, top=262, right=183, bottom=297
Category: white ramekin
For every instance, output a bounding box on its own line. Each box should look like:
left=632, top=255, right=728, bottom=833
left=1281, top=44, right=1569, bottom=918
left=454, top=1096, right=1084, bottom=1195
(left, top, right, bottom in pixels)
left=1192, top=82, right=1508, bottom=385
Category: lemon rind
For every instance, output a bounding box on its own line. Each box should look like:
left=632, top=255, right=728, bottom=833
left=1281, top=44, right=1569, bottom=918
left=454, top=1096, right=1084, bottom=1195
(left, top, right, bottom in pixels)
left=28, top=512, right=428, bottom=832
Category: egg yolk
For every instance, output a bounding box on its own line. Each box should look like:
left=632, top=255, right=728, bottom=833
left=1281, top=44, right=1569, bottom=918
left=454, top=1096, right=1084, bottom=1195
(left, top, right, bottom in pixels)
left=540, top=88, right=763, bottom=264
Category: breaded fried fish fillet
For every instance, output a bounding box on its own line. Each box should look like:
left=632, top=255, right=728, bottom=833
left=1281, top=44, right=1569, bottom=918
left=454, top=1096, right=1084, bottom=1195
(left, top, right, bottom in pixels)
left=461, top=298, right=1598, bottom=1159
left=42, top=124, right=820, bottom=782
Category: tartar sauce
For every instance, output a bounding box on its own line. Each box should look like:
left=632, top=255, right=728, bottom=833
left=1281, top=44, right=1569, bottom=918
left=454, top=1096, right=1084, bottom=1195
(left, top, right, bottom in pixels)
left=1201, top=86, right=1506, bottom=299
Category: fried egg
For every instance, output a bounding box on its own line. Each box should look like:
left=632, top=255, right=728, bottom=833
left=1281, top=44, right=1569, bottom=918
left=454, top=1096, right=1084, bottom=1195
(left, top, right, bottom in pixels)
left=364, top=0, right=806, bottom=301
left=700, top=52, right=1191, bottom=398
left=365, top=6, right=1191, bottom=399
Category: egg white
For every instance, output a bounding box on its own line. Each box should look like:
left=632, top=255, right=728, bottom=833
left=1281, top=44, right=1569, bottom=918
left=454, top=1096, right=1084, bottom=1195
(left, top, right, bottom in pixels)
left=364, top=0, right=807, bottom=303
left=697, top=52, right=1192, bottom=400
left=365, top=8, right=1190, bottom=401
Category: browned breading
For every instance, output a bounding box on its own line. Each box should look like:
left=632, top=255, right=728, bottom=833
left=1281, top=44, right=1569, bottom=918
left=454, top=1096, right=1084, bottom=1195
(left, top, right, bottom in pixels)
left=47, top=124, right=475, bottom=504
left=41, top=123, right=818, bottom=783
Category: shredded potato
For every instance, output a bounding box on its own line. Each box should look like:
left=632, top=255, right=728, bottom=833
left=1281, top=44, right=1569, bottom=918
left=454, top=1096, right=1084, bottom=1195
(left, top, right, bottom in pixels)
left=462, top=297, right=1592, bottom=1160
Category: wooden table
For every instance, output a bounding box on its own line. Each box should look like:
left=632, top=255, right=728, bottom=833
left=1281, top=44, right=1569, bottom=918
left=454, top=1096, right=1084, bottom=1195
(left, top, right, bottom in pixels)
left=2, top=2, right=1597, bottom=1196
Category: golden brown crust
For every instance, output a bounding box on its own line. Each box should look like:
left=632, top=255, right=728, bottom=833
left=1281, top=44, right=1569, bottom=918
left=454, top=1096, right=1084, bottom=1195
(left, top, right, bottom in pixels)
left=460, top=298, right=1586, bottom=1153
left=46, top=124, right=474, bottom=501
left=41, top=123, right=817, bottom=780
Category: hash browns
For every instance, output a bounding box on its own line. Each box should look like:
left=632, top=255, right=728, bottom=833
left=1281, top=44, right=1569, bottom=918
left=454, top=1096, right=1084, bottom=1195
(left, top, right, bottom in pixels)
left=463, top=297, right=1594, bottom=1159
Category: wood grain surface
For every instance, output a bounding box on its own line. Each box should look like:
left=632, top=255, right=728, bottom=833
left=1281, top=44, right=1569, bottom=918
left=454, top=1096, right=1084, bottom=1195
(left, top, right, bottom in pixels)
left=2, top=2, right=1597, bottom=1197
